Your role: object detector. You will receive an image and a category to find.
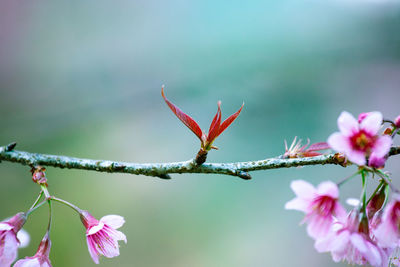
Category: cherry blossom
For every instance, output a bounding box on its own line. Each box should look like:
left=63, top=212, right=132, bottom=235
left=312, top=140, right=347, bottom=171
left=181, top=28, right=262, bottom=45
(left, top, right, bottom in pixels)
left=80, top=211, right=127, bottom=264
left=328, top=111, right=392, bottom=166
left=285, top=180, right=346, bottom=239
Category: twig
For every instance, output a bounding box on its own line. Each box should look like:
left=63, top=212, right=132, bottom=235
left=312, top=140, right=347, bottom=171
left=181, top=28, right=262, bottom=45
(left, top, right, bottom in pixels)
left=0, top=144, right=399, bottom=180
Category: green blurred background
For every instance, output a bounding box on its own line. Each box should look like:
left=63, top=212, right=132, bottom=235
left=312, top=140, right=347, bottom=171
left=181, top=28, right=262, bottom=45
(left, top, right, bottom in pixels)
left=1, top=0, right=400, bottom=266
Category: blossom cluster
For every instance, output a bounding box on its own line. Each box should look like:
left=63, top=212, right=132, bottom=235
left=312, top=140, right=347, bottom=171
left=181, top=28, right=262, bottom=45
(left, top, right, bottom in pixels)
left=0, top=167, right=126, bottom=266
left=286, top=111, right=400, bottom=266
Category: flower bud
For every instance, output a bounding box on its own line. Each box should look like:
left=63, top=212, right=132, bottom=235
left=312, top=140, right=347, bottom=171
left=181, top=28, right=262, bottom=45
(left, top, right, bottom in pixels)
left=395, top=115, right=400, bottom=128
left=31, top=166, right=47, bottom=185
left=383, top=127, right=393, bottom=135
left=367, top=185, right=386, bottom=219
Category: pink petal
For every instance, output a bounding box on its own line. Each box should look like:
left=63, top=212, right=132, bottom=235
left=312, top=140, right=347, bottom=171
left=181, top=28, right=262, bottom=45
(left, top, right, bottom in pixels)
left=360, top=112, right=382, bottom=136
left=284, top=198, right=309, bottom=212
left=306, top=216, right=332, bottom=240
left=314, top=235, right=333, bottom=253
left=290, top=180, right=316, bottom=199
left=368, top=154, right=386, bottom=168
left=0, top=231, right=18, bottom=266
left=86, top=237, right=100, bottom=264
left=14, top=258, right=41, bottom=267
left=374, top=220, right=398, bottom=248
left=371, top=135, right=392, bottom=158
left=101, top=241, right=120, bottom=258
left=334, top=203, right=347, bottom=222
left=330, top=230, right=350, bottom=253
left=346, top=150, right=366, bottom=166
left=316, top=181, right=339, bottom=198
left=0, top=223, right=13, bottom=231
left=100, top=215, right=125, bottom=230
left=87, top=222, right=105, bottom=236
left=114, top=230, right=127, bottom=244
left=327, top=133, right=351, bottom=154
left=350, top=233, right=368, bottom=253
left=17, top=229, right=30, bottom=248
left=358, top=112, right=370, bottom=123
left=337, top=111, right=358, bottom=137
left=365, top=241, right=382, bottom=266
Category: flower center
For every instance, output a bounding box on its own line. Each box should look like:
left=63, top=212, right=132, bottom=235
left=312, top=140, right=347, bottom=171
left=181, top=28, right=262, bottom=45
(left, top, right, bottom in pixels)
left=350, top=130, right=375, bottom=152
left=311, top=195, right=335, bottom=217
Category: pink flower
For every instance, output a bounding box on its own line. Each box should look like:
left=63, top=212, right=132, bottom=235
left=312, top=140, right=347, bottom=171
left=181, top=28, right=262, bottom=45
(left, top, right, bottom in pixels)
left=80, top=211, right=127, bottom=264
left=315, top=214, right=387, bottom=266
left=285, top=180, right=346, bottom=239
left=328, top=111, right=392, bottom=166
left=14, top=233, right=52, bottom=267
left=373, top=195, right=400, bottom=248
left=0, top=213, right=27, bottom=266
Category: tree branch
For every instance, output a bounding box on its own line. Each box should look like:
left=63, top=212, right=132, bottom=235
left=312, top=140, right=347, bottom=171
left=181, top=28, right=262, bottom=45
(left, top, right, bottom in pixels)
left=1, top=143, right=399, bottom=180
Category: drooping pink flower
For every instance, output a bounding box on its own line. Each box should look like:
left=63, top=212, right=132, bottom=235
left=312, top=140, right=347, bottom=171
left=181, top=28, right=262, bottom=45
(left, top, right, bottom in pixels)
left=14, top=233, right=52, bottom=267
left=328, top=111, right=392, bottom=166
left=285, top=180, right=346, bottom=240
left=373, top=195, right=400, bottom=248
left=315, top=214, right=387, bottom=266
left=80, top=211, right=127, bottom=264
left=0, top=213, right=27, bottom=266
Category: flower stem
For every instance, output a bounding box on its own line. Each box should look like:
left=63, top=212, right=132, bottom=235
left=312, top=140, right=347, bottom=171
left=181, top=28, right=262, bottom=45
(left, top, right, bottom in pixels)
left=50, top=196, right=82, bottom=214
left=375, top=169, right=400, bottom=193
left=30, top=190, right=44, bottom=210
left=337, top=171, right=360, bottom=187
left=47, top=199, right=52, bottom=233
left=41, top=185, right=51, bottom=199
left=26, top=200, right=47, bottom=216
left=359, top=169, right=368, bottom=218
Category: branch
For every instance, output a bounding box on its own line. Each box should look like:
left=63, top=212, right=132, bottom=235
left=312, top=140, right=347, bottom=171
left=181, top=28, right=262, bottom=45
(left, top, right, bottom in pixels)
left=1, top=143, right=399, bottom=180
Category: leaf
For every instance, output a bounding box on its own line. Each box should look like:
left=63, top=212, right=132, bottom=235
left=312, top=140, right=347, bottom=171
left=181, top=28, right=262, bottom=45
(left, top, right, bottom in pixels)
left=307, top=142, right=330, bottom=151
left=161, top=87, right=203, bottom=140
left=207, top=101, right=222, bottom=143
left=218, top=102, right=244, bottom=137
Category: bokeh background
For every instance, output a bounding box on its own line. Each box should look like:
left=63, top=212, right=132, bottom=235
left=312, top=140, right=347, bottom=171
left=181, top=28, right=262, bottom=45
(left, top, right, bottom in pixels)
left=1, top=0, right=400, bottom=266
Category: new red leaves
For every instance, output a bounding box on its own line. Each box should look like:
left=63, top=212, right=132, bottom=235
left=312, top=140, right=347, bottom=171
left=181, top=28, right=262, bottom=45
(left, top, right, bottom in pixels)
left=161, top=86, right=243, bottom=164
left=161, top=88, right=203, bottom=140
